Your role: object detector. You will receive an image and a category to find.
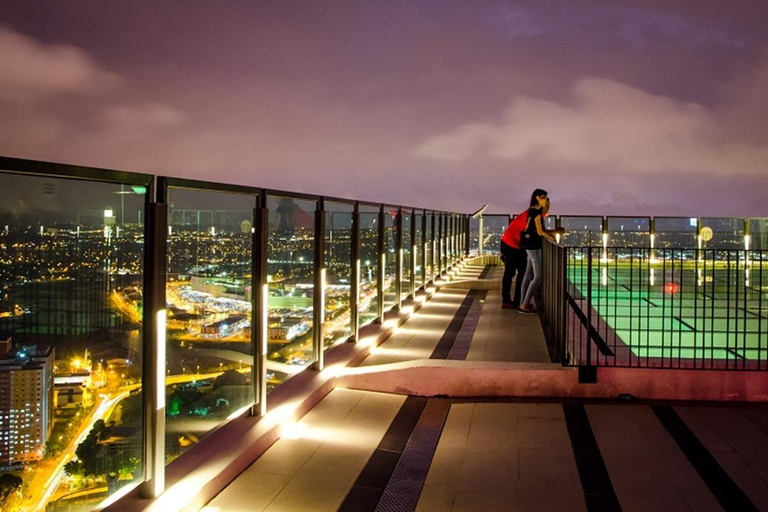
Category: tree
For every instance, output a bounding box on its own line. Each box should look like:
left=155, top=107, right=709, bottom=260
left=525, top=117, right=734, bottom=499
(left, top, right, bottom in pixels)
left=213, top=369, right=247, bottom=389
left=0, top=474, right=22, bottom=508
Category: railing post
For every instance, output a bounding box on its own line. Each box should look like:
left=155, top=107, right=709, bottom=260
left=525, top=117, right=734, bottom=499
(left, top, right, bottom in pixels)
left=396, top=207, right=403, bottom=309
left=437, top=214, right=443, bottom=277
left=139, top=191, right=166, bottom=499
left=252, top=192, right=268, bottom=416
left=601, top=216, right=608, bottom=262
left=430, top=213, right=436, bottom=285
left=477, top=215, right=485, bottom=256
left=351, top=203, right=360, bottom=341
left=313, top=198, right=326, bottom=370
left=650, top=217, right=656, bottom=261
left=464, top=216, right=469, bottom=258
left=449, top=214, right=452, bottom=268
left=377, top=205, right=385, bottom=323
left=410, top=210, right=416, bottom=298
left=451, top=214, right=456, bottom=266
left=586, top=248, right=593, bottom=368
left=421, top=212, right=427, bottom=289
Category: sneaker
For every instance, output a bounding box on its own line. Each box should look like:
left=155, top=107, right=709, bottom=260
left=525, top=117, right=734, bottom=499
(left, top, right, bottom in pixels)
left=518, top=306, right=538, bottom=315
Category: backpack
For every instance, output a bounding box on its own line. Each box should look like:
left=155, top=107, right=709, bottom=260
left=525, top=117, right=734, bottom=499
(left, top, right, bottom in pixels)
left=519, top=211, right=540, bottom=250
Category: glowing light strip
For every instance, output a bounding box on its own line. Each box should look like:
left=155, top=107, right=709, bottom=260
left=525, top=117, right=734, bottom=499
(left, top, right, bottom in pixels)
left=156, top=310, right=166, bottom=409
left=262, top=284, right=269, bottom=355
left=320, top=268, right=326, bottom=326
left=355, top=259, right=360, bottom=305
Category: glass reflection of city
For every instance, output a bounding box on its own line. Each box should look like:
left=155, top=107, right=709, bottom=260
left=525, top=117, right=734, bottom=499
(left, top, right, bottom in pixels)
left=0, top=175, right=148, bottom=512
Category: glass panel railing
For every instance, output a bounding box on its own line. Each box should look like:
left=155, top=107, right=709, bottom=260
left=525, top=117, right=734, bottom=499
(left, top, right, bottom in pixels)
left=0, top=171, right=147, bottom=511
left=469, top=217, right=479, bottom=257
left=267, top=195, right=316, bottom=384
left=358, top=205, right=380, bottom=328
left=324, top=202, right=353, bottom=347
left=383, top=207, right=397, bottom=312
left=749, top=218, right=768, bottom=251
left=414, top=212, right=423, bottom=290
left=699, top=217, right=744, bottom=251
left=560, top=216, right=602, bottom=247
left=654, top=216, right=697, bottom=254
left=480, top=214, right=509, bottom=255
left=425, top=212, right=434, bottom=282
left=165, top=187, right=254, bottom=462
left=607, top=216, right=650, bottom=252
left=401, top=210, right=412, bottom=300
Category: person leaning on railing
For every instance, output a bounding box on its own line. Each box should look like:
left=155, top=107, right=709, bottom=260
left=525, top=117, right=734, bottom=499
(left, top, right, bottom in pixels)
left=518, top=189, right=564, bottom=315
left=499, top=210, right=530, bottom=310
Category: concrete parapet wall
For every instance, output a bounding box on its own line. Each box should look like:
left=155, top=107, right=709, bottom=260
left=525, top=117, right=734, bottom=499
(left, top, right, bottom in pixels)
left=337, top=359, right=768, bottom=403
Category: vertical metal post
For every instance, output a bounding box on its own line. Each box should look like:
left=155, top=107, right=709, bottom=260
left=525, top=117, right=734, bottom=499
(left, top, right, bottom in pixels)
left=464, top=215, right=470, bottom=257
left=139, top=191, right=167, bottom=499
left=351, top=203, right=360, bottom=341
left=586, top=248, right=593, bottom=368
left=252, top=192, right=268, bottom=416
left=421, top=210, right=431, bottom=288
left=409, top=210, right=416, bottom=298
left=377, top=205, right=385, bottom=323
left=649, top=217, right=656, bottom=261
left=478, top=216, right=484, bottom=257
left=446, top=214, right=456, bottom=268
left=601, top=216, right=608, bottom=262
left=313, top=198, right=326, bottom=370
left=437, top=214, right=443, bottom=276
left=696, top=217, right=702, bottom=261
left=430, top=213, right=436, bottom=285
left=395, top=208, right=403, bottom=309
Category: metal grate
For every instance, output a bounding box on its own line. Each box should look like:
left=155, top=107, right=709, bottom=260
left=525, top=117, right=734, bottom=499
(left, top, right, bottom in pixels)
left=375, top=398, right=451, bottom=512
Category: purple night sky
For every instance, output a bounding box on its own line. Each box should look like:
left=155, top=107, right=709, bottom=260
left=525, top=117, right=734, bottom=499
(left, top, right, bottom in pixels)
left=1, top=1, right=766, bottom=216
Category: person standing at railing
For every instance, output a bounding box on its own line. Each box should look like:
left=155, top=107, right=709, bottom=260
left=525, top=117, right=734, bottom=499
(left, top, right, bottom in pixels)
left=519, top=189, right=561, bottom=315
left=500, top=211, right=530, bottom=310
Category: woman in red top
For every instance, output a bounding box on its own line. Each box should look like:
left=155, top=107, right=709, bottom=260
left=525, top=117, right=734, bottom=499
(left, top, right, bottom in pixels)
left=500, top=211, right=529, bottom=309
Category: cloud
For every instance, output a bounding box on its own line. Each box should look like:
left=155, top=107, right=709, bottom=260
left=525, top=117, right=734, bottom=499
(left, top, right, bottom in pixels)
left=102, top=104, right=186, bottom=126
left=414, top=77, right=768, bottom=175
left=483, top=5, right=544, bottom=38
left=0, top=25, right=121, bottom=102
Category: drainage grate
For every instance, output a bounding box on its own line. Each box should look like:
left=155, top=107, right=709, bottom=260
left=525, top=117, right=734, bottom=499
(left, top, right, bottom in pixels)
left=375, top=398, right=452, bottom=512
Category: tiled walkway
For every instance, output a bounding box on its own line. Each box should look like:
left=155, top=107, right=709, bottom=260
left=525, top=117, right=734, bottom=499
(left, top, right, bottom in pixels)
left=205, top=263, right=768, bottom=512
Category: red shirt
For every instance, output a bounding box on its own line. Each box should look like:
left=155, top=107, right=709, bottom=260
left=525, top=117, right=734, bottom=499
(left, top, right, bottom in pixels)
left=501, top=210, right=529, bottom=249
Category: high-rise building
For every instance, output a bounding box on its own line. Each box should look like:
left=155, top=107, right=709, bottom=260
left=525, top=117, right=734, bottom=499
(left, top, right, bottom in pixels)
left=0, top=342, right=54, bottom=466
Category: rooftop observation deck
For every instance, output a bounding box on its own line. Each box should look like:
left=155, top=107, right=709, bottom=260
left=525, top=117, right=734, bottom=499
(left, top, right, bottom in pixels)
left=1, top=157, right=766, bottom=512
left=111, top=261, right=768, bottom=512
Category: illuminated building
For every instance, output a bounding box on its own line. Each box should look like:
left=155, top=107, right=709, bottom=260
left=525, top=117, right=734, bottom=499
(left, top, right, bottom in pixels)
left=0, top=343, right=54, bottom=466
left=53, top=370, right=90, bottom=408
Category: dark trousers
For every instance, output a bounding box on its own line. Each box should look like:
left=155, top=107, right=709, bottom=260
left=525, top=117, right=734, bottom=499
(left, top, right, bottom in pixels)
left=500, top=241, right=527, bottom=304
